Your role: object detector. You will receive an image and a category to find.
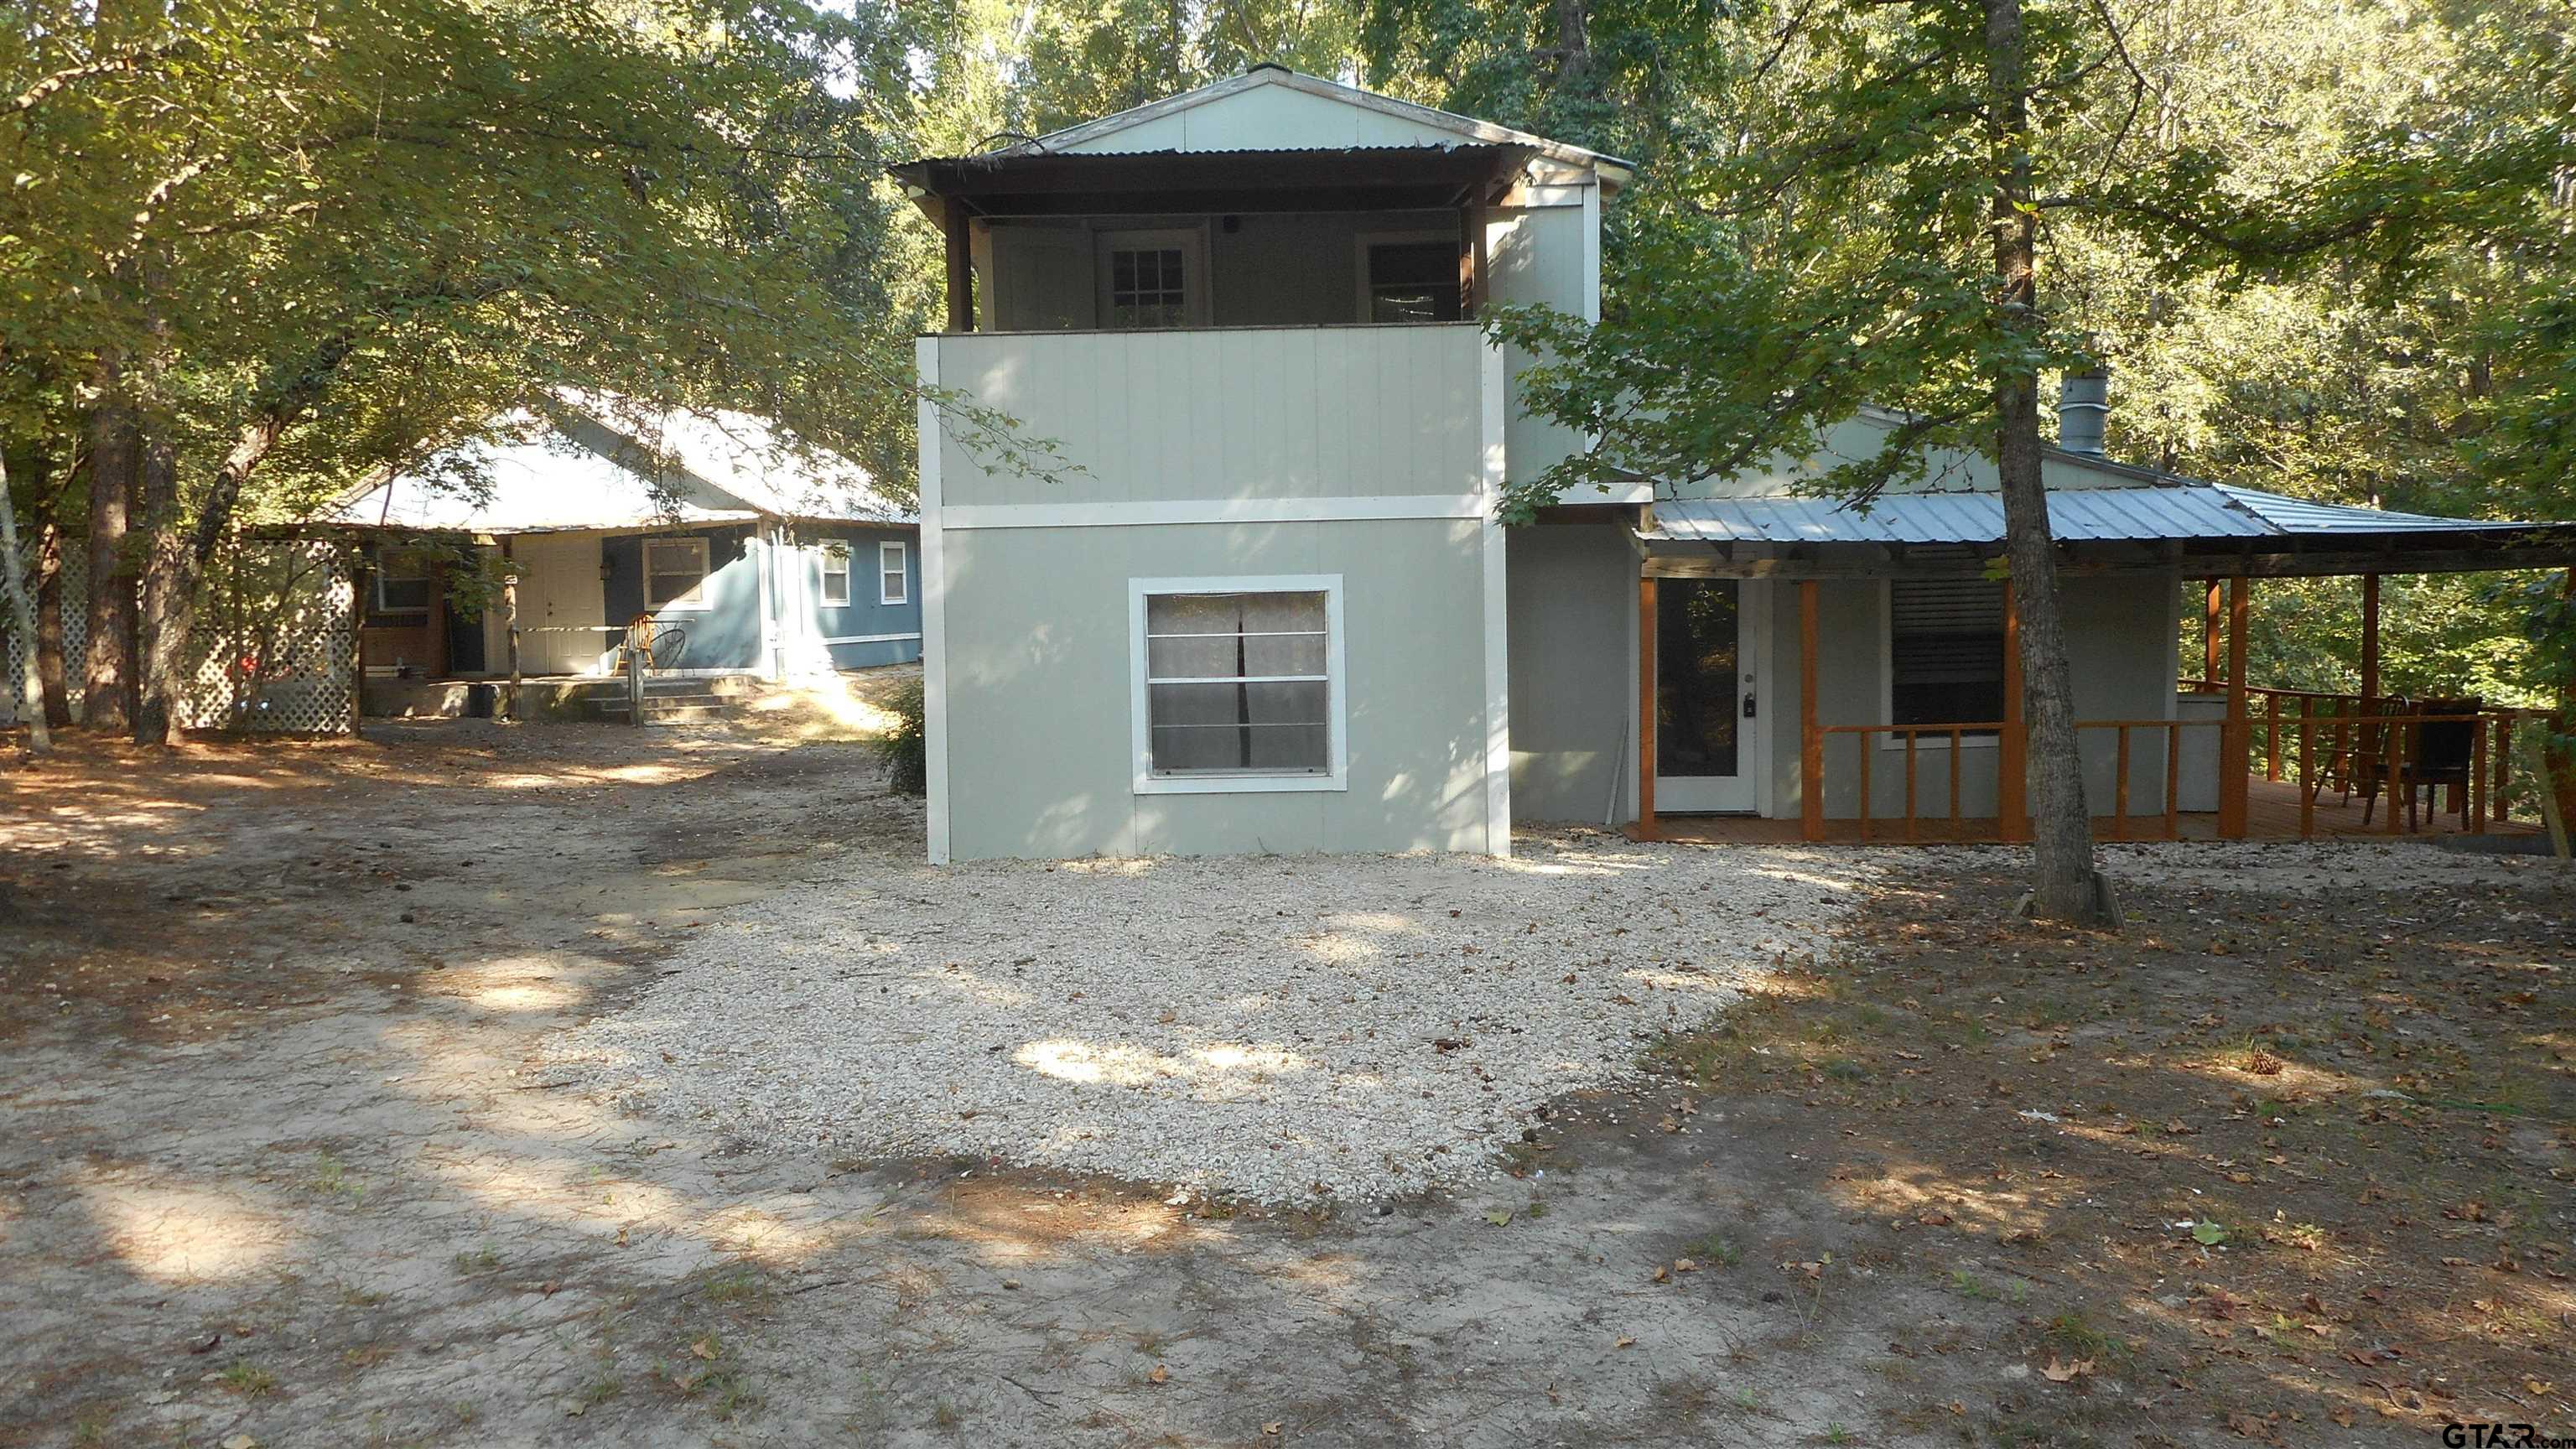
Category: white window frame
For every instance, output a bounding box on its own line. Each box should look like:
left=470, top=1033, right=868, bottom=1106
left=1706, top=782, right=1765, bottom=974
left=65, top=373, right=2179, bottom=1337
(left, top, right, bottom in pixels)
left=1877, top=578, right=2002, bottom=750
left=1352, top=229, right=1464, bottom=325
left=1129, top=574, right=1348, bottom=796
left=878, top=540, right=909, bottom=605
left=645, top=536, right=714, bottom=612
left=819, top=542, right=851, bottom=607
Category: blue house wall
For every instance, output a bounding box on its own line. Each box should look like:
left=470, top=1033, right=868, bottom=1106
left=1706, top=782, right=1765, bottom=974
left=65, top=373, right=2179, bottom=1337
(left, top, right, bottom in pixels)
left=800, top=526, right=922, bottom=668
left=595, top=522, right=919, bottom=674
left=602, top=524, right=764, bottom=672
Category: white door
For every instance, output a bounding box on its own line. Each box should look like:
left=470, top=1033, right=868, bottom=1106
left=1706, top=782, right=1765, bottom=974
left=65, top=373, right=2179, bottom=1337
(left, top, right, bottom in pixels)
left=513, top=534, right=606, bottom=676
left=1654, top=578, right=1769, bottom=813
left=993, top=226, right=1098, bottom=330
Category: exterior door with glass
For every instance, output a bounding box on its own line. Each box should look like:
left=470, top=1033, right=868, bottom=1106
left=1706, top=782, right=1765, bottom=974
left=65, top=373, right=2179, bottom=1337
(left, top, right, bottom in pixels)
left=1654, top=578, right=1768, bottom=813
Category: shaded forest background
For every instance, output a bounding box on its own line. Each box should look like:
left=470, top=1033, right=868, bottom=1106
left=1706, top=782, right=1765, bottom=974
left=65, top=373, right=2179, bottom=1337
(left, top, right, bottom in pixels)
left=6, top=0, right=2570, bottom=733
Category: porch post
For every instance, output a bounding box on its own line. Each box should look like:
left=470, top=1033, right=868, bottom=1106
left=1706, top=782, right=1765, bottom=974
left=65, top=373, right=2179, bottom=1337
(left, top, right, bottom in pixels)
left=1800, top=579, right=1822, bottom=842
left=1998, top=577, right=2027, bottom=842
left=943, top=203, right=974, bottom=333
left=2202, top=578, right=2221, bottom=688
left=501, top=537, right=522, bottom=722
left=2220, top=573, right=2251, bottom=838
left=1637, top=574, right=1658, bottom=840
left=2359, top=573, right=2381, bottom=703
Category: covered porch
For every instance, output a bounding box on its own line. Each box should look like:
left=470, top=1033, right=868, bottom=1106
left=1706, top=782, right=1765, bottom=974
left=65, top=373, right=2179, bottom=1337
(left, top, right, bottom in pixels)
left=1626, top=478, right=2576, bottom=848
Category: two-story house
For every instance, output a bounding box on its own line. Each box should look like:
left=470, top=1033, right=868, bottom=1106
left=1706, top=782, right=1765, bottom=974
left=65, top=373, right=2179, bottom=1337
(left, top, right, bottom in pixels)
left=896, top=66, right=2576, bottom=862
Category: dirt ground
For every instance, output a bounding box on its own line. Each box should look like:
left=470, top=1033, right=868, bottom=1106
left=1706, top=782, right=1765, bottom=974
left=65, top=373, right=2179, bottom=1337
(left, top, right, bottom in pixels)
left=1, top=720, right=2568, bottom=1447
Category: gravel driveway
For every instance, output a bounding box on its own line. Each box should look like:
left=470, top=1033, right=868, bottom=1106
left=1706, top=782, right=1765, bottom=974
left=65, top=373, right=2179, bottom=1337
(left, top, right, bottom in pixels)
left=546, top=833, right=1869, bottom=1203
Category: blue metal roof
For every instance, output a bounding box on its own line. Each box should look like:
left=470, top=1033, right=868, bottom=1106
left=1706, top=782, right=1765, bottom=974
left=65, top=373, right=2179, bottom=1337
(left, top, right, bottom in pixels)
left=1645, top=484, right=2532, bottom=547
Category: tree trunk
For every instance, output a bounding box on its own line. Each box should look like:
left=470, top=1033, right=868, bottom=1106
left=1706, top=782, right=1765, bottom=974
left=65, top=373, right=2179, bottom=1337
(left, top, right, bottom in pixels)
left=80, top=357, right=138, bottom=732
left=34, top=522, right=70, bottom=728
left=1985, top=0, right=2114, bottom=927
left=1, top=448, right=53, bottom=755
left=135, top=417, right=283, bottom=745
left=128, top=298, right=185, bottom=745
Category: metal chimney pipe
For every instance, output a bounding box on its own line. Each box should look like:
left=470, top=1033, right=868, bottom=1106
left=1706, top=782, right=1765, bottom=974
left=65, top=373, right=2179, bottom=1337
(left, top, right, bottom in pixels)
left=2056, top=365, right=2110, bottom=457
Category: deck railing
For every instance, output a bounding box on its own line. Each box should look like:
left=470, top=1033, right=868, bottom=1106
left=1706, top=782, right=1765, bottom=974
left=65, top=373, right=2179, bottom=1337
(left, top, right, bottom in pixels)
left=1800, top=699, right=2559, bottom=844
left=2178, top=678, right=2558, bottom=825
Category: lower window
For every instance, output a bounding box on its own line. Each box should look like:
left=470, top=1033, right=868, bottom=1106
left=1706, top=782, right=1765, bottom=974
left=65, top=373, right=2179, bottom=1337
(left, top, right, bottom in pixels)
left=646, top=537, right=711, bottom=610
left=1131, top=577, right=1345, bottom=792
left=1888, top=577, right=2006, bottom=735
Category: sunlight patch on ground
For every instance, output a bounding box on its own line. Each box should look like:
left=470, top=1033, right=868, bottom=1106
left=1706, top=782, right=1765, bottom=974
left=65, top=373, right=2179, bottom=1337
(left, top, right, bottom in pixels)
left=77, top=1179, right=293, bottom=1284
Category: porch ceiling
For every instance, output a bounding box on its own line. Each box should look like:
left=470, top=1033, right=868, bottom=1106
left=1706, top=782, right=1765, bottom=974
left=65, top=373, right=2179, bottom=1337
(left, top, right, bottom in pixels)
left=891, top=143, right=1535, bottom=220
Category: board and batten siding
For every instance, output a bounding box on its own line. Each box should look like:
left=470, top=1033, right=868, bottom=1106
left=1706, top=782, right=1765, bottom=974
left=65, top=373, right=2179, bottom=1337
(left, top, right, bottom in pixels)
left=922, top=328, right=1510, bottom=861
left=933, top=325, right=1485, bottom=510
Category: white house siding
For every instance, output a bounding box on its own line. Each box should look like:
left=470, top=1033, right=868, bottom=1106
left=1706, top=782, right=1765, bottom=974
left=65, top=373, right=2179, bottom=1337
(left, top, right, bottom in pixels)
left=1052, top=81, right=1483, bottom=155
left=1485, top=198, right=1596, bottom=491
left=938, top=517, right=1493, bottom=859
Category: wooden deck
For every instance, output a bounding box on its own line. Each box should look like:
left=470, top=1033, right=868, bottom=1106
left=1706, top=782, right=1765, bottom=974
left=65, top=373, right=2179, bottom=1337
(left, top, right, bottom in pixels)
left=1637, top=776, right=2545, bottom=845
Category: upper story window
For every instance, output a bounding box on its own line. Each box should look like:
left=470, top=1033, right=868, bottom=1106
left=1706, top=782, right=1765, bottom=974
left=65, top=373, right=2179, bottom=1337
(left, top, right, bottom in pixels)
left=1098, top=228, right=1204, bottom=329
left=1363, top=237, right=1462, bottom=324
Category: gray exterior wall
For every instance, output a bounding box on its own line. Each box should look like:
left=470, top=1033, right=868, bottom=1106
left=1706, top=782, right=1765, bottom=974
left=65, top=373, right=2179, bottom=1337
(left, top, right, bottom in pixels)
left=938, top=517, right=1493, bottom=858
left=1505, top=522, right=1634, bottom=823
left=1766, top=573, right=2185, bottom=822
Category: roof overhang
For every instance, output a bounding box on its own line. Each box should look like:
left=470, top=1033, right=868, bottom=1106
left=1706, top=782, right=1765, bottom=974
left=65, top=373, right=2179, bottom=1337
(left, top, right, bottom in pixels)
left=891, top=143, right=1538, bottom=221
left=1624, top=489, right=2576, bottom=580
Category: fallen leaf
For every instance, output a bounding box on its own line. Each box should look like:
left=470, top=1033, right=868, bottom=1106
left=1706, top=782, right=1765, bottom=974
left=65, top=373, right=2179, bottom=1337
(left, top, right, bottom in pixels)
left=189, top=1332, right=222, bottom=1355
left=1917, top=1210, right=1954, bottom=1227
left=1672, top=1259, right=1700, bottom=1275
left=1147, top=1364, right=1170, bottom=1385
left=2041, top=1354, right=2095, bottom=1383
left=1613, top=1336, right=1636, bottom=1349
left=222, top=1438, right=260, bottom=1449
left=690, top=1337, right=719, bottom=1361
left=1483, top=1208, right=1513, bottom=1227
left=1263, top=1423, right=1283, bottom=1436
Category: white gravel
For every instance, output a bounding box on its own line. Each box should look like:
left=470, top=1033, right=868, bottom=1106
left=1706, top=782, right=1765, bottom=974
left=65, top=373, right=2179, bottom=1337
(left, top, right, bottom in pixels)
left=543, top=834, right=1872, bottom=1204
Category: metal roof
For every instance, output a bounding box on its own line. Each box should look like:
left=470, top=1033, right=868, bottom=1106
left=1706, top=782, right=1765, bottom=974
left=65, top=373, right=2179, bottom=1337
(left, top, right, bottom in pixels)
left=1644, top=484, right=2538, bottom=548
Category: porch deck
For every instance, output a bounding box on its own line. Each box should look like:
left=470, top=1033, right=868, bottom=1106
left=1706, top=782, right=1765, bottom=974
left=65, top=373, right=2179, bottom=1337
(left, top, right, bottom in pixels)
left=1638, top=775, right=2546, bottom=845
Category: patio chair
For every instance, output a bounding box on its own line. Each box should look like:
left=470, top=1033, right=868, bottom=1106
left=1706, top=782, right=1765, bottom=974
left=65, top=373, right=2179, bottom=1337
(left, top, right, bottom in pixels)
left=2345, top=695, right=2409, bottom=825
left=2405, top=696, right=2484, bottom=832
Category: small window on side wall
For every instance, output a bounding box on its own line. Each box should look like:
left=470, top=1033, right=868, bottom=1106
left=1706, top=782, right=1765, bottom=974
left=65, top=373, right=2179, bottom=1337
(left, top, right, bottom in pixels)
left=371, top=553, right=434, bottom=619
left=1888, top=578, right=2006, bottom=733
left=1131, top=578, right=1345, bottom=793
left=645, top=537, right=712, bottom=610
left=820, top=543, right=851, bottom=607
left=878, top=541, right=908, bottom=605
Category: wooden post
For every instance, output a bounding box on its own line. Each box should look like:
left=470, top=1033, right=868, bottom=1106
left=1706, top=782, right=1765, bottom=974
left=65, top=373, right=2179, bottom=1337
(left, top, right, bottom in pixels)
left=1638, top=575, right=1657, bottom=840
left=1998, top=578, right=2027, bottom=841
left=2219, top=574, right=2250, bottom=839
left=1457, top=206, right=1487, bottom=319
left=1800, top=580, right=1822, bottom=842
left=2202, top=579, right=2221, bottom=687
left=2113, top=724, right=2132, bottom=839
left=501, top=538, right=522, bottom=721
left=2298, top=715, right=2315, bottom=839
left=943, top=202, right=974, bottom=333
left=2359, top=573, right=2381, bottom=703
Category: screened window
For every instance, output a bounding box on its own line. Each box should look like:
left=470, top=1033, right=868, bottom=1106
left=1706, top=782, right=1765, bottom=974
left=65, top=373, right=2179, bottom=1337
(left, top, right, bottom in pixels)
left=1108, top=247, right=1188, bottom=329
left=646, top=537, right=711, bottom=610
left=819, top=543, right=851, bottom=606
left=1365, top=241, right=1463, bottom=324
left=371, top=555, right=433, bottom=618
left=879, top=541, right=908, bottom=605
left=1889, top=578, right=2006, bottom=730
left=1140, top=589, right=1332, bottom=778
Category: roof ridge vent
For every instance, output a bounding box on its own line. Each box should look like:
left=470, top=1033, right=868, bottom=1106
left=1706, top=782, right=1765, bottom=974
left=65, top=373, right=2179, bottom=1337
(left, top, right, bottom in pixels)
left=1245, top=61, right=1296, bottom=76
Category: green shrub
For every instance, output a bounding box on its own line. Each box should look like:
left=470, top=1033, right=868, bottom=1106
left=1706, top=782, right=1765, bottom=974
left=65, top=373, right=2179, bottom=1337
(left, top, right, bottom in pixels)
left=875, top=675, right=927, bottom=794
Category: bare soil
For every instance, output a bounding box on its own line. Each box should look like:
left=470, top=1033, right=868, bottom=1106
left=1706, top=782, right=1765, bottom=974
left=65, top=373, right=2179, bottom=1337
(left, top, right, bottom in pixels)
left=1, top=722, right=2567, bottom=1448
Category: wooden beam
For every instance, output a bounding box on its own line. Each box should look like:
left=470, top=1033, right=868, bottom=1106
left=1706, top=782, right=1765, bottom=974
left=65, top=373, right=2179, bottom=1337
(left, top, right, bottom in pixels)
left=2220, top=574, right=2251, bottom=838
left=501, top=538, right=522, bottom=721
left=2359, top=572, right=2381, bottom=702
left=1800, top=580, right=1822, bottom=841
left=943, top=204, right=974, bottom=333
left=1999, top=578, right=2027, bottom=842
left=1639, top=575, right=1659, bottom=840
left=2202, top=578, right=2221, bottom=685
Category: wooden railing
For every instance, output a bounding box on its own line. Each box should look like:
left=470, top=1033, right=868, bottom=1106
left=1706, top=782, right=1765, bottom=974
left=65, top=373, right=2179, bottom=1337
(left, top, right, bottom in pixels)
left=2179, top=678, right=2558, bottom=825
left=1800, top=701, right=2558, bottom=843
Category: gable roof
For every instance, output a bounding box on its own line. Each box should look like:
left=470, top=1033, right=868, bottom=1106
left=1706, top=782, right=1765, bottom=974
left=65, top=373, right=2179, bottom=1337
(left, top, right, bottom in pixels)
left=975, top=66, right=1631, bottom=187
left=326, top=397, right=913, bottom=536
